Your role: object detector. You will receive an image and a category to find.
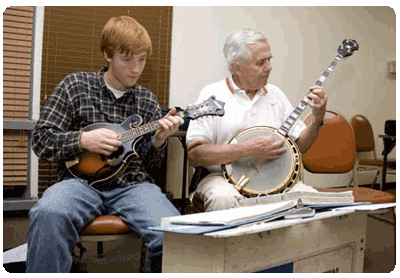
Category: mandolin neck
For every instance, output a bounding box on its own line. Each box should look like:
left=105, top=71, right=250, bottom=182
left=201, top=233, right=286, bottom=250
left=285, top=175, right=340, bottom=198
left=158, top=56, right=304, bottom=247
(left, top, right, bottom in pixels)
left=120, top=121, right=161, bottom=143
left=116, top=95, right=226, bottom=143
left=119, top=110, right=186, bottom=143
left=277, top=53, right=343, bottom=137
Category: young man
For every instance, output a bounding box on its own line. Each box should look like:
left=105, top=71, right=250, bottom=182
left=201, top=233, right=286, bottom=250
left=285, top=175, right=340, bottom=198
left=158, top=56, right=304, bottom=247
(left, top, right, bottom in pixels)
left=186, top=29, right=327, bottom=211
left=27, top=16, right=183, bottom=273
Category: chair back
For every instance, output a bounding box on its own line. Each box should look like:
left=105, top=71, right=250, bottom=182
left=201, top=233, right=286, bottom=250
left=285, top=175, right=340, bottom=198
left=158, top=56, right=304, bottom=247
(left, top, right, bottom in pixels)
left=302, top=111, right=356, bottom=173
left=350, top=114, right=376, bottom=152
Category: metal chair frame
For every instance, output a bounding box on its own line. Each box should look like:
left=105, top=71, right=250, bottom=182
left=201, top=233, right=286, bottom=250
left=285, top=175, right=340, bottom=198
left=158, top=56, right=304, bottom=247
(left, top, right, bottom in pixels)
left=350, top=114, right=395, bottom=190
left=75, top=215, right=146, bottom=272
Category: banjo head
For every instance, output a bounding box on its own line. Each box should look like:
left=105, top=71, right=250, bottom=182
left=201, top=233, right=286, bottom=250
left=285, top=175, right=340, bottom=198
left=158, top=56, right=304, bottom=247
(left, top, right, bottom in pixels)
left=221, top=126, right=301, bottom=197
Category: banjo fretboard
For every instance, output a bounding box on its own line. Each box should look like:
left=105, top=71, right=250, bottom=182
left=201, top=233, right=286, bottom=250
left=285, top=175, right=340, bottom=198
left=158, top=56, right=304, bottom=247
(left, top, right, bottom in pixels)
left=277, top=53, right=343, bottom=137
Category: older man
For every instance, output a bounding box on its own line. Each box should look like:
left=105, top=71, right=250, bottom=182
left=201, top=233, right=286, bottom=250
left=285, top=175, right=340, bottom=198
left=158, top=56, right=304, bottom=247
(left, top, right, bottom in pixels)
left=186, top=29, right=327, bottom=211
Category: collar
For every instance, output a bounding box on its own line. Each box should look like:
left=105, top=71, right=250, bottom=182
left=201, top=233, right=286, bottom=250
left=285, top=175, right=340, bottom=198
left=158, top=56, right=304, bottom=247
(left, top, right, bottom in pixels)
left=99, top=66, right=137, bottom=95
left=98, top=66, right=108, bottom=88
left=226, top=75, right=267, bottom=95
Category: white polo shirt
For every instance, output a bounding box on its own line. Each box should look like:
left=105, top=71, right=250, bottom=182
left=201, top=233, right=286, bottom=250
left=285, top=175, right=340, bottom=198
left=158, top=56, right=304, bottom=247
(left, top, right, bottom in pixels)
left=186, top=76, right=306, bottom=173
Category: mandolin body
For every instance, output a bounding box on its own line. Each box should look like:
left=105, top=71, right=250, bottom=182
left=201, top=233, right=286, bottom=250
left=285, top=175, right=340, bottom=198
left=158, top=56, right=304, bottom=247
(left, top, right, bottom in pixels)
left=66, top=114, right=143, bottom=187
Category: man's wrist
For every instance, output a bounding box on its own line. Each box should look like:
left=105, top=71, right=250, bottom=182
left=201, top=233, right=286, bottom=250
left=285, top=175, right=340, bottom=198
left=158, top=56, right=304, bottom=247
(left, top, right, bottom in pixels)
left=313, top=118, right=324, bottom=128
left=78, top=130, right=85, bottom=149
left=152, top=136, right=167, bottom=149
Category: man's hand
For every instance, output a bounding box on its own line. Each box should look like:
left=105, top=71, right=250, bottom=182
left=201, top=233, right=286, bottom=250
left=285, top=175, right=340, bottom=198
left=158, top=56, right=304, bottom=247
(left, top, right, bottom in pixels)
left=308, top=85, right=327, bottom=126
left=153, top=107, right=184, bottom=148
left=80, top=128, right=122, bottom=155
left=243, top=135, right=286, bottom=160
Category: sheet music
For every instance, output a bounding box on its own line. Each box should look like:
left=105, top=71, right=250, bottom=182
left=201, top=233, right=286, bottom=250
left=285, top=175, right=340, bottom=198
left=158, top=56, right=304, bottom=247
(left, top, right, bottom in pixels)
left=239, top=181, right=354, bottom=207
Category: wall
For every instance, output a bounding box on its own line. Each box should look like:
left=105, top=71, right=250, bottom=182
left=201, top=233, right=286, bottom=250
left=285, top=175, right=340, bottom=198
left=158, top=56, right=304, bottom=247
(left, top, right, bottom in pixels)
left=167, top=6, right=396, bottom=195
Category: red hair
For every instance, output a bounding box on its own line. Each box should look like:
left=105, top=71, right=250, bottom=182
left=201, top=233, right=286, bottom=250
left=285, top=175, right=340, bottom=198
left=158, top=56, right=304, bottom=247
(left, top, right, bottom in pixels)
left=100, top=16, right=152, bottom=59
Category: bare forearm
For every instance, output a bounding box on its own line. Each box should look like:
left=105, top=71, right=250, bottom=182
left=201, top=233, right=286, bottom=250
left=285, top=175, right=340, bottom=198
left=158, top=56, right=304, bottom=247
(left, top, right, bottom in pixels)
left=296, top=118, right=323, bottom=153
left=188, top=141, right=251, bottom=167
left=188, top=134, right=287, bottom=167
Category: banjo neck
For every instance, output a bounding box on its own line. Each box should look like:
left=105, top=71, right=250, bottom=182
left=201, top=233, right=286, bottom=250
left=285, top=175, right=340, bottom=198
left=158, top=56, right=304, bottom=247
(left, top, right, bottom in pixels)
left=277, top=52, right=343, bottom=137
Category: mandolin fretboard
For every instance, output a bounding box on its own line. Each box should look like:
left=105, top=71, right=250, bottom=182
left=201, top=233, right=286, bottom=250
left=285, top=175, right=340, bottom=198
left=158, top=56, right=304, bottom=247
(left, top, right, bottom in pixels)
left=121, top=121, right=160, bottom=143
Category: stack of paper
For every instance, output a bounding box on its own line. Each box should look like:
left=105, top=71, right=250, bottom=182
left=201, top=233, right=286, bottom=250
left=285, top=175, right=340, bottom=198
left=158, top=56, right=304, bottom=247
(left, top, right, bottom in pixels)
left=149, top=200, right=302, bottom=235
left=161, top=200, right=298, bottom=226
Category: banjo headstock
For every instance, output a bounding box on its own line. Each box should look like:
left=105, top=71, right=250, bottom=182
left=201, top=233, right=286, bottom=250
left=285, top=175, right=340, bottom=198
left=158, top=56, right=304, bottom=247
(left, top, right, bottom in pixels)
left=337, top=39, right=359, bottom=58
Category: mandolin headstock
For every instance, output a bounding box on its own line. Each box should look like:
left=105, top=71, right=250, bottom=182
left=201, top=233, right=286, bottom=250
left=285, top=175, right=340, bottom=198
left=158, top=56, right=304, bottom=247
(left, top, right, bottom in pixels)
left=178, top=96, right=225, bottom=120
left=337, top=39, right=359, bottom=58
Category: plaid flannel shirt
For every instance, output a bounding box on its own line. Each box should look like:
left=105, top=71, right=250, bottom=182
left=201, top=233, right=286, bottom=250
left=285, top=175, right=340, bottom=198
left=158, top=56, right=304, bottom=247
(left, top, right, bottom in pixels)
left=32, top=67, right=166, bottom=187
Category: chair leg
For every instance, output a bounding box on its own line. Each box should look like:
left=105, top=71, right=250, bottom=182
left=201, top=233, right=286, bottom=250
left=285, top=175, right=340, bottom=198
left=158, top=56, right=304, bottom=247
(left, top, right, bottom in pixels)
left=393, top=209, right=396, bottom=246
left=379, top=167, right=383, bottom=191
left=371, top=168, right=381, bottom=190
left=351, top=167, right=359, bottom=187
left=79, top=235, right=144, bottom=272
left=139, top=241, right=146, bottom=273
left=76, top=242, right=87, bottom=260
left=348, top=177, right=354, bottom=187
left=96, top=242, right=105, bottom=259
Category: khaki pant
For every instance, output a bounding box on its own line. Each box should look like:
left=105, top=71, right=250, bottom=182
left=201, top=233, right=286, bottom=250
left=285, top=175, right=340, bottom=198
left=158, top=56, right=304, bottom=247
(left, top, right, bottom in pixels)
left=192, top=173, right=245, bottom=212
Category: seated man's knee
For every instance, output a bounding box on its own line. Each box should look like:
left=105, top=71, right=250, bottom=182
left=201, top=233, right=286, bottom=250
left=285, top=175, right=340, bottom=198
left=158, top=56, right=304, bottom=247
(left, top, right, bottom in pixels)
left=204, top=191, right=239, bottom=211
left=29, top=204, right=70, bottom=226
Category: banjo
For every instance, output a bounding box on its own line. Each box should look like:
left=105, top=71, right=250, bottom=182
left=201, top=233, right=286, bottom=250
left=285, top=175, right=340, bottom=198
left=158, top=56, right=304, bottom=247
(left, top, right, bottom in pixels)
left=221, top=39, right=359, bottom=197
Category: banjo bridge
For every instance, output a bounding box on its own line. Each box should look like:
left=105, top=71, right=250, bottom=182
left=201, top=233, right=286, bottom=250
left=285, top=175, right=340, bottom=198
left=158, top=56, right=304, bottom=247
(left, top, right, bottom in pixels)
left=237, top=175, right=251, bottom=190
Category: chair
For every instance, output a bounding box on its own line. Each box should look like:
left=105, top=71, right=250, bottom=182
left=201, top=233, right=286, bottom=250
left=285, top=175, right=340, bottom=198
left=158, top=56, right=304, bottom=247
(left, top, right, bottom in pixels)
left=302, top=111, right=395, bottom=204
left=302, top=110, right=356, bottom=176
left=302, top=111, right=396, bottom=271
left=74, top=215, right=145, bottom=272
left=350, top=114, right=395, bottom=190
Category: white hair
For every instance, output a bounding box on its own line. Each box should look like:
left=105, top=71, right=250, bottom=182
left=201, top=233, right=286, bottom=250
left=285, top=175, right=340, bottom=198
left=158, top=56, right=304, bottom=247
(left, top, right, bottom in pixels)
left=223, top=29, right=268, bottom=73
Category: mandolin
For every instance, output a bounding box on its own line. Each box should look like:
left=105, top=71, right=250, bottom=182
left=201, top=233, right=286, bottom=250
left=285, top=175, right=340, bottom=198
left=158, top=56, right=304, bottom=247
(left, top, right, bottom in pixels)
left=66, top=96, right=225, bottom=187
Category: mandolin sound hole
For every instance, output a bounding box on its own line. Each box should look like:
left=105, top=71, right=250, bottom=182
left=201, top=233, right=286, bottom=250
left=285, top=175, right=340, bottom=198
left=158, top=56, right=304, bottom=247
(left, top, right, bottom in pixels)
left=108, top=146, right=124, bottom=159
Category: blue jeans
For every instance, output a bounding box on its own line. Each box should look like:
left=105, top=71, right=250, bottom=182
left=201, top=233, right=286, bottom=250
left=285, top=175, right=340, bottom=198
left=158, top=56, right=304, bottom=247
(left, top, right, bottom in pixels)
left=26, top=176, right=180, bottom=273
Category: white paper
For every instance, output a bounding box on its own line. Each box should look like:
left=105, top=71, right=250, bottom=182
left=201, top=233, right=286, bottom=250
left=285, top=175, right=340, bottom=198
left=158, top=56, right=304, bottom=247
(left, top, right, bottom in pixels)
left=333, top=202, right=396, bottom=211
left=286, top=181, right=319, bottom=193
left=3, top=243, right=27, bottom=264
left=164, top=200, right=297, bottom=226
